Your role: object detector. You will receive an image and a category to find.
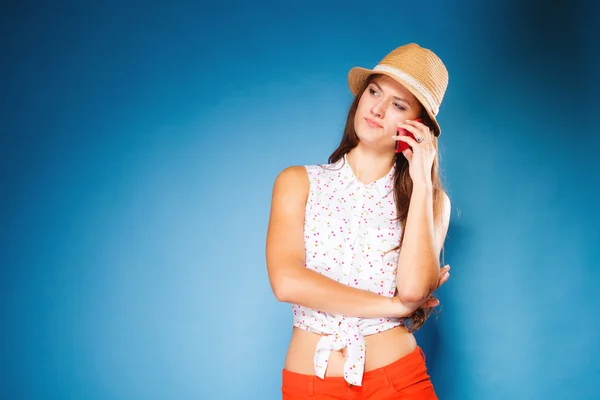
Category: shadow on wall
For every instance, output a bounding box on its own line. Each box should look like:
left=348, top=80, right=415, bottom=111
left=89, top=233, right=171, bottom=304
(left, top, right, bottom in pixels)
left=414, top=0, right=594, bottom=395
left=470, top=0, right=590, bottom=125
left=414, top=215, right=469, bottom=394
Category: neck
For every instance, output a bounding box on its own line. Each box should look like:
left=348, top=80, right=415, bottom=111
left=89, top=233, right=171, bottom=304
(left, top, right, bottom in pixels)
left=345, top=146, right=395, bottom=185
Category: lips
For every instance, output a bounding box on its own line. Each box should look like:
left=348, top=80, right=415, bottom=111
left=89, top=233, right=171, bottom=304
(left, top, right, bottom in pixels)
left=364, top=117, right=383, bottom=128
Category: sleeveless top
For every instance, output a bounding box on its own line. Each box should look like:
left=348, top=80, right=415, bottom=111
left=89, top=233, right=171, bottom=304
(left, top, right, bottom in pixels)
left=292, top=154, right=405, bottom=386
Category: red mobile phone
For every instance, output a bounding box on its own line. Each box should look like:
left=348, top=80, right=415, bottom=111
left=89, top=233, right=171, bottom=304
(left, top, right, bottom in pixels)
left=395, top=118, right=423, bottom=153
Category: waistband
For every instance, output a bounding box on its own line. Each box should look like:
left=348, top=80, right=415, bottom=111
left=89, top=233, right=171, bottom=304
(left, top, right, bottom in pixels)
left=282, top=345, right=426, bottom=394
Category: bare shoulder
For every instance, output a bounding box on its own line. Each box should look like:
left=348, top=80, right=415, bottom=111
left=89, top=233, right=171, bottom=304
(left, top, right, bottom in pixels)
left=439, top=190, right=451, bottom=226
left=274, top=165, right=308, bottom=185
left=435, top=190, right=452, bottom=251
left=272, top=166, right=310, bottom=200
left=441, top=190, right=451, bottom=216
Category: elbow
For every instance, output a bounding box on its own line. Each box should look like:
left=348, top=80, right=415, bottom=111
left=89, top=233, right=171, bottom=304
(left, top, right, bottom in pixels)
left=272, top=283, right=289, bottom=303
left=271, top=273, right=295, bottom=303
left=268, top=258, right=306, bottom=303
left=396, top=280, right=436, bottom=304
left=396, top=264, right=440, bottom=304
left=396, top=289, right=430, bottom=305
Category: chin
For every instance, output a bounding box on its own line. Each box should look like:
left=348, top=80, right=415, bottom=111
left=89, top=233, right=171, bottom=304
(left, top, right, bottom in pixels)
left=356, top=124, right=386, bottom=143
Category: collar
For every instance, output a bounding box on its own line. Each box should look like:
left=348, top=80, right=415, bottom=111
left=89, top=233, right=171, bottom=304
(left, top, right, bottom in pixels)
left=335, top=154, right=395, bottom=198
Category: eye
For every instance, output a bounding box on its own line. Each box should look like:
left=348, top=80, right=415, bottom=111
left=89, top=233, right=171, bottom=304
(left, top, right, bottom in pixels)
left=368, top=87, right=378, bottom=96
left=394, top=103, right=407, bottom=111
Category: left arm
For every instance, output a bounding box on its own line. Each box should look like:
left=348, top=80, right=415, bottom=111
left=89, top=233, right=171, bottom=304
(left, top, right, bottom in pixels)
left=395, top=186, right=451, bottom=305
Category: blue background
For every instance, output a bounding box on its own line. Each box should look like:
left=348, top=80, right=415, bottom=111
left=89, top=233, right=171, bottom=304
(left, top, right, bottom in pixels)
left=3, top=1, right=599, bottom=399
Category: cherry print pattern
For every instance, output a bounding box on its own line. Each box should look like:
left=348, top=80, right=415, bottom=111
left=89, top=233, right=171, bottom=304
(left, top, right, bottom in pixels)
left=291, top=155, right=406, bottom=387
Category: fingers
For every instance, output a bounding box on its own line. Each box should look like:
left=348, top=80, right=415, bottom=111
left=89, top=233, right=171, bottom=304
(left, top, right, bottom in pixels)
left=393, top=133, right=419, bottom=148
left=441, top=264, right=450, bottom=279
left=439, top=273, right=449, bottom=285
left=424, top=265, right=452, bottom=309
left=397, top=119, right=434, bottom=146
left=423, top=298, right=440, bottom=308
left=435, top=264, right=451, bottom=290
left=405, top=119, right=434, bottom=142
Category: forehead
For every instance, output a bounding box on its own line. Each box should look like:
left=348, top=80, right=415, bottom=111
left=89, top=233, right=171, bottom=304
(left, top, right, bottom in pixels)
left=370, top=75, right=416, bottom=100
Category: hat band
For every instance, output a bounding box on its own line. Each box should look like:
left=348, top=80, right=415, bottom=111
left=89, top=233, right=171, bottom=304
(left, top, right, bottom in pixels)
left=373, top=64, right=439, bottom=115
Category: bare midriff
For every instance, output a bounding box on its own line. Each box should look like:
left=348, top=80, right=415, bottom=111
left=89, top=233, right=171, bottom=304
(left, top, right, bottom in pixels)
left=283, top=325, right=417, bottom=376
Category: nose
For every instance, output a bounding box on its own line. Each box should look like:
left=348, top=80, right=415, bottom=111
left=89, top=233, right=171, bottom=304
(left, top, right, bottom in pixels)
left=371, top=100, right=385, bottom=119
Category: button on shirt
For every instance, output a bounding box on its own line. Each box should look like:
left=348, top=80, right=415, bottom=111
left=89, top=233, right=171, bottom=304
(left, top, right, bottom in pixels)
left=292, top=155, right=405, bottom=386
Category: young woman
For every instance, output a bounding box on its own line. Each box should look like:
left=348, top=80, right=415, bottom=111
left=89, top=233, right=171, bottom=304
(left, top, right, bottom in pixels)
left=266, top=43, right=452, bottom=399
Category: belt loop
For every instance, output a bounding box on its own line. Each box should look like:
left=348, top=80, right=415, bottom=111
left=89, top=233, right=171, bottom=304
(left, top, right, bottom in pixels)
left=308, top=375, right=314, bottom=396
left=380, top=367, right=391, bottom=388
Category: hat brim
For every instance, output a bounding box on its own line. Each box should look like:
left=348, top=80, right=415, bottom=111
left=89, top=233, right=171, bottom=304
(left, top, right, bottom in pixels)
left=348, top=67, right=442, bottom=136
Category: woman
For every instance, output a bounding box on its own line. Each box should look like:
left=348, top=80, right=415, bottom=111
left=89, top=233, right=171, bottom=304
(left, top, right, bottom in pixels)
left=266, top=43, right=452, bottom=399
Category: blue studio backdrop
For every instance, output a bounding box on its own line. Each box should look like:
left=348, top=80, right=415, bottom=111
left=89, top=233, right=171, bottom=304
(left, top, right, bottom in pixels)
left=3, top=1, right=599, bottom=399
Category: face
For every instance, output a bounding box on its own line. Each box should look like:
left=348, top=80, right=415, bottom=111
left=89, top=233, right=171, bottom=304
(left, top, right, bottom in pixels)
left=353, top=75, right=423, bottom=151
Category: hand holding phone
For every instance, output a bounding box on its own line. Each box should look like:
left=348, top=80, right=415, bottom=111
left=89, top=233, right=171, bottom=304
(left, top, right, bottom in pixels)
left=395, top=117, right=423, bottom=153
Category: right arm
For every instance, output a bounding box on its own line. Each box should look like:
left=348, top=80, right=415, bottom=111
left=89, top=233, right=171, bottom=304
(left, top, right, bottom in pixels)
left=265, top=166, right=421, bottom=318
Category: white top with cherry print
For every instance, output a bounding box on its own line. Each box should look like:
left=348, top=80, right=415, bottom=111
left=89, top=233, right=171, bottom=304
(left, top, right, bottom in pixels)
left=292, top=155, right=405, bottom=386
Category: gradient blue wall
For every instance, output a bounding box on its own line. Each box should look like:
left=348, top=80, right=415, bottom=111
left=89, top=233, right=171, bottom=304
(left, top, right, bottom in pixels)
left=3, top=1, right=599, bottom=399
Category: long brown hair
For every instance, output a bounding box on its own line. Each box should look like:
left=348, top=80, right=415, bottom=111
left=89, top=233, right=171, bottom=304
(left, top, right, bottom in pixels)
left=328, top=74, right=447, bottom=332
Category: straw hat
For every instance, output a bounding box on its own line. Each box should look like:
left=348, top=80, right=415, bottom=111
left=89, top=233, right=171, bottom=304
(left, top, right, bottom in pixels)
left=348, top=43, right=449, bottom=136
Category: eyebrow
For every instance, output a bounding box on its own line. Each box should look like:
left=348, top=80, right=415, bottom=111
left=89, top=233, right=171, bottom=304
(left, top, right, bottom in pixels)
left=371, top=82, right=412, bottom=106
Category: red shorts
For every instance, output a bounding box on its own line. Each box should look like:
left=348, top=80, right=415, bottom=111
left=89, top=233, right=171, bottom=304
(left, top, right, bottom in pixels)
left=281, top=346, right=437, bottom=399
